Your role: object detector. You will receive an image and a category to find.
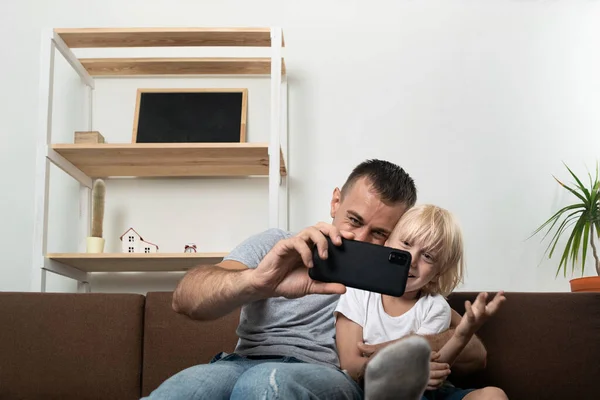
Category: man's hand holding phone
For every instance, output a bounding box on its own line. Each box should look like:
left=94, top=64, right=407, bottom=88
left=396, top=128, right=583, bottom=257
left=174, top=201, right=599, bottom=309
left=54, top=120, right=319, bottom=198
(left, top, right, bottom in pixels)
left=249, top=222, right=354, bottom=299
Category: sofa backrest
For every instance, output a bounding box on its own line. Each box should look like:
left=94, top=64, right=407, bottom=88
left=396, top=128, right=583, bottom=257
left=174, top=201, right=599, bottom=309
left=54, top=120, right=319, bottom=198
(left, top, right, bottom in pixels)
left=447, top=292, right=600, bottom=399
left=141, top=292, right=240, bottom=397
left=2, top=290, right=598, bottom=399
left=143, top=291, right=600, bottom=399
left=0, top=292, right=144, bottom=400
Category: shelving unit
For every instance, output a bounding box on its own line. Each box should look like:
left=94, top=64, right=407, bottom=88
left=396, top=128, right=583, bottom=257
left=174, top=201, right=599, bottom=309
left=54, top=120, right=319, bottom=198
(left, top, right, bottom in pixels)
left=32, top=27, right=288, bottom=292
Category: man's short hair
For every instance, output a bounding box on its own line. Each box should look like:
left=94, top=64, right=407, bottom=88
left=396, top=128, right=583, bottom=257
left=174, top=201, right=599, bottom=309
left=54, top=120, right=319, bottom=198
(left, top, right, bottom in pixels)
left=341, top=159, right=417, bottom=207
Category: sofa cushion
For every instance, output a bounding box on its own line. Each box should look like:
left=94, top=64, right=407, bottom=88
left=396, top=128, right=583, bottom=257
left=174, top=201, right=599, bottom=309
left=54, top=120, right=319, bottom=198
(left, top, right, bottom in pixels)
left=0, top=292, right=144, bottom=400
left=447, top=291, right=600, bottom=399
left=141, top=292, right=241, bottom=397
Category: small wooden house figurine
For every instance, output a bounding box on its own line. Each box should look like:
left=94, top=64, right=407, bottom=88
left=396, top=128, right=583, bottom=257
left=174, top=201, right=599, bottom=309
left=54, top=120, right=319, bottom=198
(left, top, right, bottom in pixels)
left=120, top=227, right=159, bottom=253
left=140, top=240, right=159, bottom=253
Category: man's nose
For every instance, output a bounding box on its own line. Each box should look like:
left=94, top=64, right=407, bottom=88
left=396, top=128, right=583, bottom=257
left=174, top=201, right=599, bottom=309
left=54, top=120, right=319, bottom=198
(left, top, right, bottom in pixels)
left=353, top=228, right=370, bottom=242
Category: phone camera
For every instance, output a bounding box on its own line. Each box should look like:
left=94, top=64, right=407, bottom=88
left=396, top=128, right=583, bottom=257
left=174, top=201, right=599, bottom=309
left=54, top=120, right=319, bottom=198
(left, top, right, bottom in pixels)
left=389, top=251, right=409, bottom=265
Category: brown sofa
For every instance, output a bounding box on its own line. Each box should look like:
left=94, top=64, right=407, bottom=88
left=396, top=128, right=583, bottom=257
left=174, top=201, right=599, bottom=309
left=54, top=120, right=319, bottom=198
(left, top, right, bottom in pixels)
left=1, top=291, right=599, bottom=399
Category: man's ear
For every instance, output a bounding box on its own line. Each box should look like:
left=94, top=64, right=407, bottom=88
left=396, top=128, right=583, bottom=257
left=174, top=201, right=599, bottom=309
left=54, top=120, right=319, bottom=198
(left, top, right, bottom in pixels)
left=330, top=187, right=342, bottom=219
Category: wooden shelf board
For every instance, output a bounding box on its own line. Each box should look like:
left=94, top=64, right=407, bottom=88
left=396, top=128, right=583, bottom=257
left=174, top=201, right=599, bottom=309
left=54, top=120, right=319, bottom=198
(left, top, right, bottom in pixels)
left=80, top=57, right=286, bottom=76
left=47, top=253, right=227, bottom=272
left=54, top=27, right=284, bottom=48
left=51, top=143, right=287, bottom=178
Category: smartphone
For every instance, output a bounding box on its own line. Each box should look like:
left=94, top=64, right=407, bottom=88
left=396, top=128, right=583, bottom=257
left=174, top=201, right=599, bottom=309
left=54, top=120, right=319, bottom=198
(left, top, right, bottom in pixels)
left=308, top=237, right=412, bottom=297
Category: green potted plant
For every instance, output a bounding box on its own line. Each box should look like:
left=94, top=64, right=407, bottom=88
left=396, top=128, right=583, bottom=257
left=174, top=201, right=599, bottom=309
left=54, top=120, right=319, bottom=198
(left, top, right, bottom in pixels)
left=86, top=179, right=106, bottom=253
left=531, top=162, right=600, bottom=292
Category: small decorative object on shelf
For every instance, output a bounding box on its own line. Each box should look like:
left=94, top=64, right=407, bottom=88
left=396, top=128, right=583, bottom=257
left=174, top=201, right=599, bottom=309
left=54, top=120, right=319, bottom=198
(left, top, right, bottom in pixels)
left=120, top=227, right=159, bottom=253
left=75, top=131, right=105, bottom=144
left=86, top=179, right=106, bottom=253
left=184, top=243, right=197, bottom=253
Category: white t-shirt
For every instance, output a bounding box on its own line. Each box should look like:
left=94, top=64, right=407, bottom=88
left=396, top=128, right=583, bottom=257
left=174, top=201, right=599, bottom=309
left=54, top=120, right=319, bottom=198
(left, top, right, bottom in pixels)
left=334, top=287, right=451, bottom=345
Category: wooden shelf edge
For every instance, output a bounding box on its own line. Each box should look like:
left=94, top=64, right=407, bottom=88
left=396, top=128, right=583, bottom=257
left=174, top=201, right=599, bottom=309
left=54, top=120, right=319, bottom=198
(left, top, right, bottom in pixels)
left=50, top=142, right=287, bottom=178
left=51, top=142, right=272, bottom=150
left=53, top=27, right=284, bottom=48
left=79, top=57, right=286, bottom=76
left=47, top=252, right=229, bottom=258
left=47, top=252, right=228, bottom=273
left=54, top=27, right=272, bottom=34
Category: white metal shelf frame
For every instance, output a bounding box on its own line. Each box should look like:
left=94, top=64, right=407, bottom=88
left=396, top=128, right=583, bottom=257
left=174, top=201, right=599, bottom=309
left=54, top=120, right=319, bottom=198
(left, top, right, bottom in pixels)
left=31, top=27, right=289, bottom=293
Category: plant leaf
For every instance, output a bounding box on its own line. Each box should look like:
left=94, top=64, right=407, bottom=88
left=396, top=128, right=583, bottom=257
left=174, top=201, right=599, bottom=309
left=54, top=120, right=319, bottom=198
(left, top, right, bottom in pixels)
left=596, top=160, right=600, bottom=189
left=563, top=162, right=591, bottom=200
left=558, top=220, right=581, bottom=278
left=530, top=204, right=585, bottom=239
left=531, top=161, right=600, bottom=278
left=553, top=217, right=579, bottom=259
left=582, top=221, right=590, bottom=276
left=586, top=162, right=598, bottom=195
left=539, top=210, right=581, bottom=245
left=549, top=217, right=580, bottom=277
left=569, top=216, right=586, bottom=274
left=557, top=214, right=589, bottom=277
left=591, top=183, right=600, bottom=219
left=554, top=176, right=589, bottom=206
left=545, top=212, right=583, bottom=259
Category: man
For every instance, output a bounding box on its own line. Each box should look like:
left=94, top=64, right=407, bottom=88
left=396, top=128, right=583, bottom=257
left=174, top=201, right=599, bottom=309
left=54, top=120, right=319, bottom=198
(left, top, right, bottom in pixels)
left=144, top=159, right=486, bottom=399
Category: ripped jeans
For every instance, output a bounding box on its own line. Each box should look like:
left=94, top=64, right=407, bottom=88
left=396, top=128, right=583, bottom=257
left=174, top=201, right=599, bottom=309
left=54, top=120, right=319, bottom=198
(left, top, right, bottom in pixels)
left=141, top=352, right=363, bottom=400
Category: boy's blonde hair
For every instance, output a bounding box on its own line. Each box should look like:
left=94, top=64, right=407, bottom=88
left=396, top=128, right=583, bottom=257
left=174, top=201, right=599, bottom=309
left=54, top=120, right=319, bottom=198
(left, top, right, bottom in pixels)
left=388, top=204, right=465, bottom=297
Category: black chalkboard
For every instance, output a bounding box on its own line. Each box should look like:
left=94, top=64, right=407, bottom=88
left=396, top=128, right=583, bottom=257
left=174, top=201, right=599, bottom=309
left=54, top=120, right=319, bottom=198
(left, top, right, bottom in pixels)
left=132, top=89, right=247, bottom=143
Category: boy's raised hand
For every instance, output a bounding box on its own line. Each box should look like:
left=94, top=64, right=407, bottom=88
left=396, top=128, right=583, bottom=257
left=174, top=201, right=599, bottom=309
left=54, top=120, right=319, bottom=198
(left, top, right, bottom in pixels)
left=455, top=291, right=506, bottom=339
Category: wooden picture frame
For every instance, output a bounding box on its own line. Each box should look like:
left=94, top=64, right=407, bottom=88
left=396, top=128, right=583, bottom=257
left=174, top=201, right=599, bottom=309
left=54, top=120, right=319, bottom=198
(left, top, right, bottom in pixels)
left=132, top=88, right=248, bottom=144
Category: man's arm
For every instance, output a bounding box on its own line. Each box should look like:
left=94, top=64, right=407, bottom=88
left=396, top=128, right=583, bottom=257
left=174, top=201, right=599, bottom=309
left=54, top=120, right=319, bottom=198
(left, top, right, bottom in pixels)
left=172, top=223, right=352, bottom=321
left=172, top=260, right=260, bottom=320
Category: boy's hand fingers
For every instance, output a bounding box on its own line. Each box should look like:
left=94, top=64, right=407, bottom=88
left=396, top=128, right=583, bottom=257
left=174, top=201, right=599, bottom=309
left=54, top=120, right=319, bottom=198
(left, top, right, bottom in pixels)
left=486, top=291, right=506, bottom=315
left=430, top=361, right=450, bottom=372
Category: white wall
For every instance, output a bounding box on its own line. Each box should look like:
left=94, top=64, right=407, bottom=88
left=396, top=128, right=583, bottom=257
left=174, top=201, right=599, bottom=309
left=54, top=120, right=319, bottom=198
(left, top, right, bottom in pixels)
left=1, top=0, right=600, bottom=294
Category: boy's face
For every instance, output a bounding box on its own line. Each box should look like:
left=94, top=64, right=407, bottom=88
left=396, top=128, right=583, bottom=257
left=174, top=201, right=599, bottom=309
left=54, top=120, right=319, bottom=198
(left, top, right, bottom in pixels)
left=387, top=234, right=440, bottom=295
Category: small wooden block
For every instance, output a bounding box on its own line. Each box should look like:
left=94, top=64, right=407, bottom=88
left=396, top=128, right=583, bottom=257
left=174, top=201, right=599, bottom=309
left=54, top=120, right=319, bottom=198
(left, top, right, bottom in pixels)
left=75, top=131, right=105, bottom=144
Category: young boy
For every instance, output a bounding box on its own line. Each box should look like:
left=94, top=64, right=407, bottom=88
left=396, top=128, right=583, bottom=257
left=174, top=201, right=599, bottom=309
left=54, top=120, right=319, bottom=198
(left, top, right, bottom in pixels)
left=334, top=204, right=507, bottom=400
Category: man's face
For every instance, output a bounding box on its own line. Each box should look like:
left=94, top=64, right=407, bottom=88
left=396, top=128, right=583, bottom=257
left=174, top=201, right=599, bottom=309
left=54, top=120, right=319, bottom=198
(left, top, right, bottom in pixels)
left=330, top=177, right=409, bottom=245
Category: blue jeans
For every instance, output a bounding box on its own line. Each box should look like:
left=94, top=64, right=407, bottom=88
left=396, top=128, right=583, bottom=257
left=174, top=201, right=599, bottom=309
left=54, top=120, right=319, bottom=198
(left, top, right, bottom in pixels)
left=142, top=352, right=363, bottom=400
left=422, top=382, right=476, bottom=400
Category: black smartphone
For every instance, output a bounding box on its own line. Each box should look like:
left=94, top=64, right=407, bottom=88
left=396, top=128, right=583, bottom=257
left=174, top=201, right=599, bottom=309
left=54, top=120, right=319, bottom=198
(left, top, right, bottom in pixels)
left=308, top=237, right=412, bottom=297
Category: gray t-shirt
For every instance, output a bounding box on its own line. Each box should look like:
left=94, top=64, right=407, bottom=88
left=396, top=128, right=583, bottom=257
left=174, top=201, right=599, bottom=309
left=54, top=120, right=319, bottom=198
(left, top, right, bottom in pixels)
left=223, top=228, right=341, bottom=369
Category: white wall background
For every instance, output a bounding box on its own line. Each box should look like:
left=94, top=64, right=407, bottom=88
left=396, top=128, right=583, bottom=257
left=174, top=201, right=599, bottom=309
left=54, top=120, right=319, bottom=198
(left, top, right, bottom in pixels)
left=1, top=0, right=599, bottom=294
